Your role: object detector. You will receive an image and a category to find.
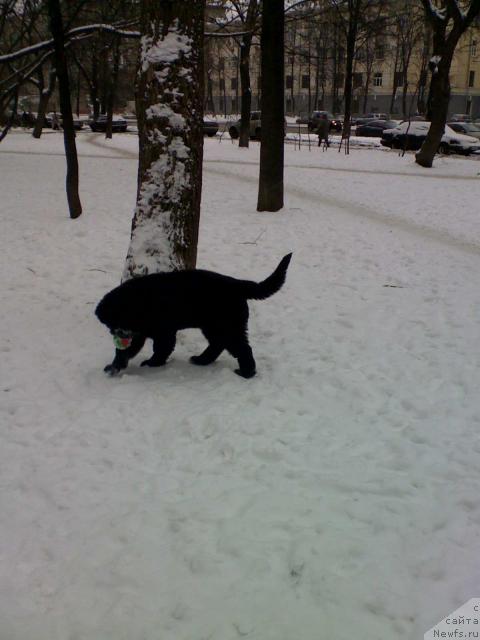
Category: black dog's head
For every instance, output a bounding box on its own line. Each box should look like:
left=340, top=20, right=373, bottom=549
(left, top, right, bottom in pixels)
left=95, top=286, right=133, bottom=330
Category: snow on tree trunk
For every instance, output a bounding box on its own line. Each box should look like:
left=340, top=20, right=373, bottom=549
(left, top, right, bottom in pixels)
left=123, top=1, right=205, bottom=281
left=415, top=50, right=453, bottom=167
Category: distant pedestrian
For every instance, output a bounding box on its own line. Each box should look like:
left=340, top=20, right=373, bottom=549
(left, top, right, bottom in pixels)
left=21, top=111, right=31, bottom=128
left=316, top=113, right=330, bottom=150
left=51, top=112, right=60, bottom=130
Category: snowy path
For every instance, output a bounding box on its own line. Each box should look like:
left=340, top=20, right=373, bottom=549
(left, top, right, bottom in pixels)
left=1, top=132, right=480, bottom=640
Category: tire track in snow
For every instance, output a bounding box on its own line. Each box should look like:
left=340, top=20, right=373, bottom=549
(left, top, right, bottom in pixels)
left=205, top=157, right=480, bottom=182
left=205, top=164, right=480, bottom=258
left=13, top=133, right=477, bottom=257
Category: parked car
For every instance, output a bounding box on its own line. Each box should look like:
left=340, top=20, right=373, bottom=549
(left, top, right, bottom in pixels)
left=44, top=112, right=83, bottom=130
left=380, top=121, right=480, bottom=155
left=447, top=121, right=480, bottom=140
left=365, top=112, right=388, bottom=120
left=355, top=119, right=398, bottom=137
left=295, top=114, right=310, bottom=125
left=228, top=111, right=262, bottom=139
left=449, top=113, right=472, bottom=122
left=203, top=118, right=219, bottom=137
left=228, top=111, right=286, bottom=140
left=88, top=115, right=128, bottom=132
left=307, top=111, right=343, bottom=132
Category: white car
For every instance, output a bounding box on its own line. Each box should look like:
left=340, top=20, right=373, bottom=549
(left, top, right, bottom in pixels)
left=381, top=121, right=480, bottom=155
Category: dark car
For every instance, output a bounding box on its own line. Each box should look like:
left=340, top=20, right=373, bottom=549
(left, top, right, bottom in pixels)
left=203, top=118, right=219, bottom=137
left=353, top=113, right=388, bottom=127
left=308, top=111, right=343, bottom=132
left=381, top=121, right=480, bottom=154
left=448, top=121, right=480, bottom=140
left=355, top=119, right=398, bottom=137
left=88, top=115, right=128, bottom=132
left=295, top=114, right=310, bottom=125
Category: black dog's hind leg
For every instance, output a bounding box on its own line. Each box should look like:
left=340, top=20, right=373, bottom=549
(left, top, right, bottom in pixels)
left=226, top=334, right=256, bottom=379
left=104, top=334, right=146, bottom=375
left=190, top=329, right=224, bottom=366
left=141, top=332, right=177, bottom=367
left=190, top=342, right=224, bottom=366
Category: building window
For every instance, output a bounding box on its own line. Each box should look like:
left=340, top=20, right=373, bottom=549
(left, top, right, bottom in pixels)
left=301, top=75, right=310, bottom=89
left=471, top=40, right=477, bottom=57
left=375, top=40, right=385, bottom=59
left=353, top=72, right=363, bottom=89
left=469, top=70, right=475, bottom=87
left=356, top=47, right=365, bottom=61
left=373, top=72, right=383, bottom=87
left=394, top=71, right=404, bottom=87
left=286, top=75, right=293, bottom=89
left=231, top=77, right=237, bottom=91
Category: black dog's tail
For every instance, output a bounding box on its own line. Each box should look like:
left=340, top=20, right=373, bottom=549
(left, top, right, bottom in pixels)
left=238, top=253, right=292, bottom=300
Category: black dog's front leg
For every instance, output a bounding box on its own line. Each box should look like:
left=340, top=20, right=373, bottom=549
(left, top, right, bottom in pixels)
left=104, top=334, right=146, bottom=376
left=141, top=332, right=177, bottom=367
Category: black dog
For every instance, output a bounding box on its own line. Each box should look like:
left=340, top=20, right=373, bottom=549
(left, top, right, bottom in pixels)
left=95, top=253, right=292, bottom=378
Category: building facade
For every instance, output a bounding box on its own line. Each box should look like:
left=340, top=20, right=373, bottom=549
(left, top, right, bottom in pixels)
left=205, top=4, right=480, bottom=119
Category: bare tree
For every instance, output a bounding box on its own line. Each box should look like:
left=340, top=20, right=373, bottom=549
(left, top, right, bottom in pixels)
left=47, top=0, right=82, bottom=218
left=387, top=3, right=425, bottom=118
left=416, top=0, right=480, bottom=167
left=257, top=0, right=284, bottom=212
left=123, top=0, right=205, bottom=279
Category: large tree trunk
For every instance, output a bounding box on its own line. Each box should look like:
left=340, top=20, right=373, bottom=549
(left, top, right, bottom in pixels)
left=415, top=23, right=454, bottom=168
left=123, top=0, right=205, bottom=280
left=415, top=56, right=452, bottom=167
left=257, top=0, right=284, bottom=212
left=47, top=0, right=82, bottom=219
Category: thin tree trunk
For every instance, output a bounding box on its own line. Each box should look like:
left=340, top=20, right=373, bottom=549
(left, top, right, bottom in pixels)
left=341, top=1, right=360, bottom=150
left=47, top=0, right=82, bottom=219
left=123, top=0, right=205, bottom=279
left=32, top=68, right=56, bottom=139
left=389, top=43, right=400, bottom=115
left=239, top=37, right=253, bottom=147
left=239, top=0, right=260, bottom=147
left=106, top=38, right=120, bottom=139
left=257, top=0, right=284, bottom=212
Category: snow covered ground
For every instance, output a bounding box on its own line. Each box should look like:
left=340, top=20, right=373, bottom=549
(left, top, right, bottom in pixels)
left=1, top=129, right=480, bottom=640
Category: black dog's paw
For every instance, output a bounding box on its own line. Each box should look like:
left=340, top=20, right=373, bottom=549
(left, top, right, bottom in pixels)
left=190, top=355, right=210, bottom=366
left=141, top=358, right=166, bottom=367
left=104, top=363, right=121, bottom=376
left=234, top=368, right=256, bottom=379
